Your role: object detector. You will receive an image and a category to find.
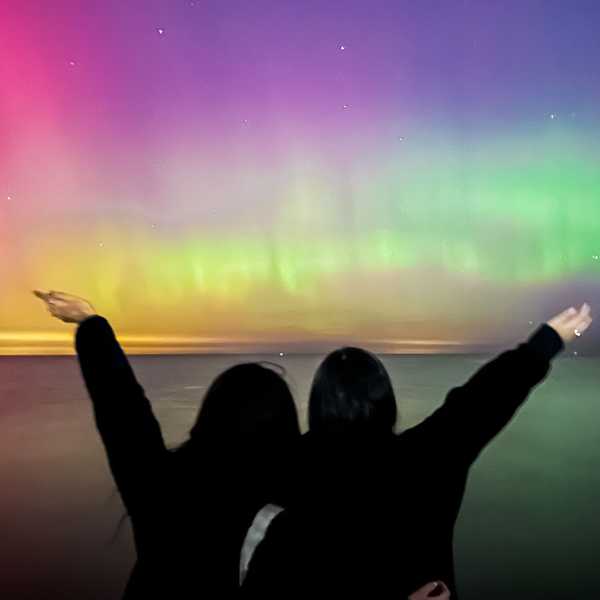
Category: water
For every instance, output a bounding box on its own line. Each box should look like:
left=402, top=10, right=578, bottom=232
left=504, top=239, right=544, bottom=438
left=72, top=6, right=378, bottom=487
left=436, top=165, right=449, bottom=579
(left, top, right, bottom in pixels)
left=1, top=354, right=599, bottom=599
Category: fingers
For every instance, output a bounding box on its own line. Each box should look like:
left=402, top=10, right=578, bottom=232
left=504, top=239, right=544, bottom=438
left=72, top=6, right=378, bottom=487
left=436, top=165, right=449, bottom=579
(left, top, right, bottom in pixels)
left=410, top=581, right=450, bottom=599
left=414, top=582, right=437, bottom=595
left=559, top=306, right=578, bottom=320
left=33, top=290, right=71, bottom=305
left=33, top=290, right=73, bottom=308
left=49, top=290, right=71, bottom=300
left=579, top=303, right=591, bottom=319
left=570, top=304, right=592, bottom=329
left=576, top=318, right=592, bottom=335
left=49, top=290, right=85, bottom=302
left=47, top=303, right=72, bottom=323
left=566, top=303, right=590, bottom=322
left=33, top=290, right=63, bottom=310
left=556, top=303, right=592, bottom=325
left=428, top=581, right=450, bottom=598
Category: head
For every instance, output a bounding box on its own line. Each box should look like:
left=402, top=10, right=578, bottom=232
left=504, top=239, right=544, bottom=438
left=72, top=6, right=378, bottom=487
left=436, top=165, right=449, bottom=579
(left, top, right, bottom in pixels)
left=112, top=363, right=299, bottom=542
left=308, top=347, right=397, bottom=435
left=188, top=362, right=300, bottom=447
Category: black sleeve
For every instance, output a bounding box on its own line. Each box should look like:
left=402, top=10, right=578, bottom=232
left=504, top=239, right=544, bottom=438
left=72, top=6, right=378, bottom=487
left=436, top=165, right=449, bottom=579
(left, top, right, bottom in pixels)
left=75, top=315, right=167, bottom=514
left=407, top=324, right=564, bottom=464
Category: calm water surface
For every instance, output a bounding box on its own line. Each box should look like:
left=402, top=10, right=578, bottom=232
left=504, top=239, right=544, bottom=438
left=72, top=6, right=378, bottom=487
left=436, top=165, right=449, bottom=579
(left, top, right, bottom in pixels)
left=1, top=354, right=599, bottom=599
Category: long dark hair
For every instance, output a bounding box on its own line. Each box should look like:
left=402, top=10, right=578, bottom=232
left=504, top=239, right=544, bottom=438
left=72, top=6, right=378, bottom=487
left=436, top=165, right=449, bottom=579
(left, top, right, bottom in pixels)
left=308, top=347, right=397, bottom=434
left=110, top=362, right=299, bottom=543
left=185, top=362, right=299, bottom=446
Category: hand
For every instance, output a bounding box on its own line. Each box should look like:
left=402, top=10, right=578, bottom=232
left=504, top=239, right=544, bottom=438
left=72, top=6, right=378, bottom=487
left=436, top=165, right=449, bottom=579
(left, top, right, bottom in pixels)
left=546, top=303, right=592, bottom=344
left=409, top=581, right=450, bottom=600
left=33, top=290, right=96, bottom=324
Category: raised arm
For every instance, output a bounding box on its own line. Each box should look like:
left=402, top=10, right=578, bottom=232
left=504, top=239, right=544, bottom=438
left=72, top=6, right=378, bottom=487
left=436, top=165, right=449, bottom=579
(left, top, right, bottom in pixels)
left=76, top=315, right=167, bottom=505
left=409, top=304, right=592, bottom=464
left=34, top=290, right=167, bottom=514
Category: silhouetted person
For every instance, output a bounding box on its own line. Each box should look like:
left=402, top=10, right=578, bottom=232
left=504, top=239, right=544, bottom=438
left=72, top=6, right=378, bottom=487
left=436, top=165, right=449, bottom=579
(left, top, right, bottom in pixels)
left=34, top=290, right=301, bottom=598
left=242, top=304, right=592, bottom=598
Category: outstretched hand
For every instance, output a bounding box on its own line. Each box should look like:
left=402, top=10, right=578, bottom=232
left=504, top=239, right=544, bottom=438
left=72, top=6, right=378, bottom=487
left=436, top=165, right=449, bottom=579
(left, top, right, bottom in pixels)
left=33, top=290, right=96, bottom=324
left=546, top=303, right=592, bottom=344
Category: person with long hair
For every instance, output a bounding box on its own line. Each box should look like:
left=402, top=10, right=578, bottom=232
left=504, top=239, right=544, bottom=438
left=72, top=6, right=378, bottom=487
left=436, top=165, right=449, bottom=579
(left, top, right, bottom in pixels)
left=34, top=289, right=301, bottom=598
left=242, top=304, right=592, bottom=598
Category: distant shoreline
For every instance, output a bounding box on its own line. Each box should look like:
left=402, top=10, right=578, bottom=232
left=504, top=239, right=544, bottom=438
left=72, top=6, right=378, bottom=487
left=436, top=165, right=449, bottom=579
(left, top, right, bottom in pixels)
left=0, top=350, right=595, bottom=358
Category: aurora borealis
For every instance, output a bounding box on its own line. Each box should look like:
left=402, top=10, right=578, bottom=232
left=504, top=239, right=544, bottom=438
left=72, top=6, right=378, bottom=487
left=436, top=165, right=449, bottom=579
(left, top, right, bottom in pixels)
left=1, top=0, right=599, bottom=354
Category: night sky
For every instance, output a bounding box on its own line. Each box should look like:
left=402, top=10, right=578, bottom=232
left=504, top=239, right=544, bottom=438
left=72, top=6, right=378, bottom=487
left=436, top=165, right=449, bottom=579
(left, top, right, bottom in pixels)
left=1, top=0, right=599, bottom=354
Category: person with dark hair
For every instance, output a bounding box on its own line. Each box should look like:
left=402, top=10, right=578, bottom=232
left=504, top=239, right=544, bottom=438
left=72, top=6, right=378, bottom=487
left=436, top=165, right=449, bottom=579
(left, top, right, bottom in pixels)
left=308, top=346, right=397, bottom=434
left=242, top=304, right=592, bottom=598
left=33, top=289, right=301, bottom=598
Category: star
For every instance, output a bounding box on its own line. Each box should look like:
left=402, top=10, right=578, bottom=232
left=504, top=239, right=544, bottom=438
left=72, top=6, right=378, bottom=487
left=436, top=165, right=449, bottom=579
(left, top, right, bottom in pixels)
left=339, top=44, right=346, bottom=51
left=279, top=352, right=285, bottom=357
left=98, top=242, right=104, bottom=247
left=157, top=28, right=165, bottom=35
left=7, top=195, right=12, bottom=200
left=68, top=60, right=76, bottom=67
left=549, top=113, right=556, bottom=120
left=343, top=104, right=350, bottom=110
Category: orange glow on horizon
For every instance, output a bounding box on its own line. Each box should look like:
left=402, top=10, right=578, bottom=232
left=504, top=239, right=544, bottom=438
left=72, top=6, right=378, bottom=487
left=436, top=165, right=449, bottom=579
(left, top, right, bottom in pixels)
left=0, top=330, right=472, bottom=356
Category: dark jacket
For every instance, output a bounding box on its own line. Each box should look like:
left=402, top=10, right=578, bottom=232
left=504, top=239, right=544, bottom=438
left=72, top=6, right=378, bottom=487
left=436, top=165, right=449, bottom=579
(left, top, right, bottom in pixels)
left=75, top=315, right=289, bottom=598
left=242, top=324, right=564, bottom=598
